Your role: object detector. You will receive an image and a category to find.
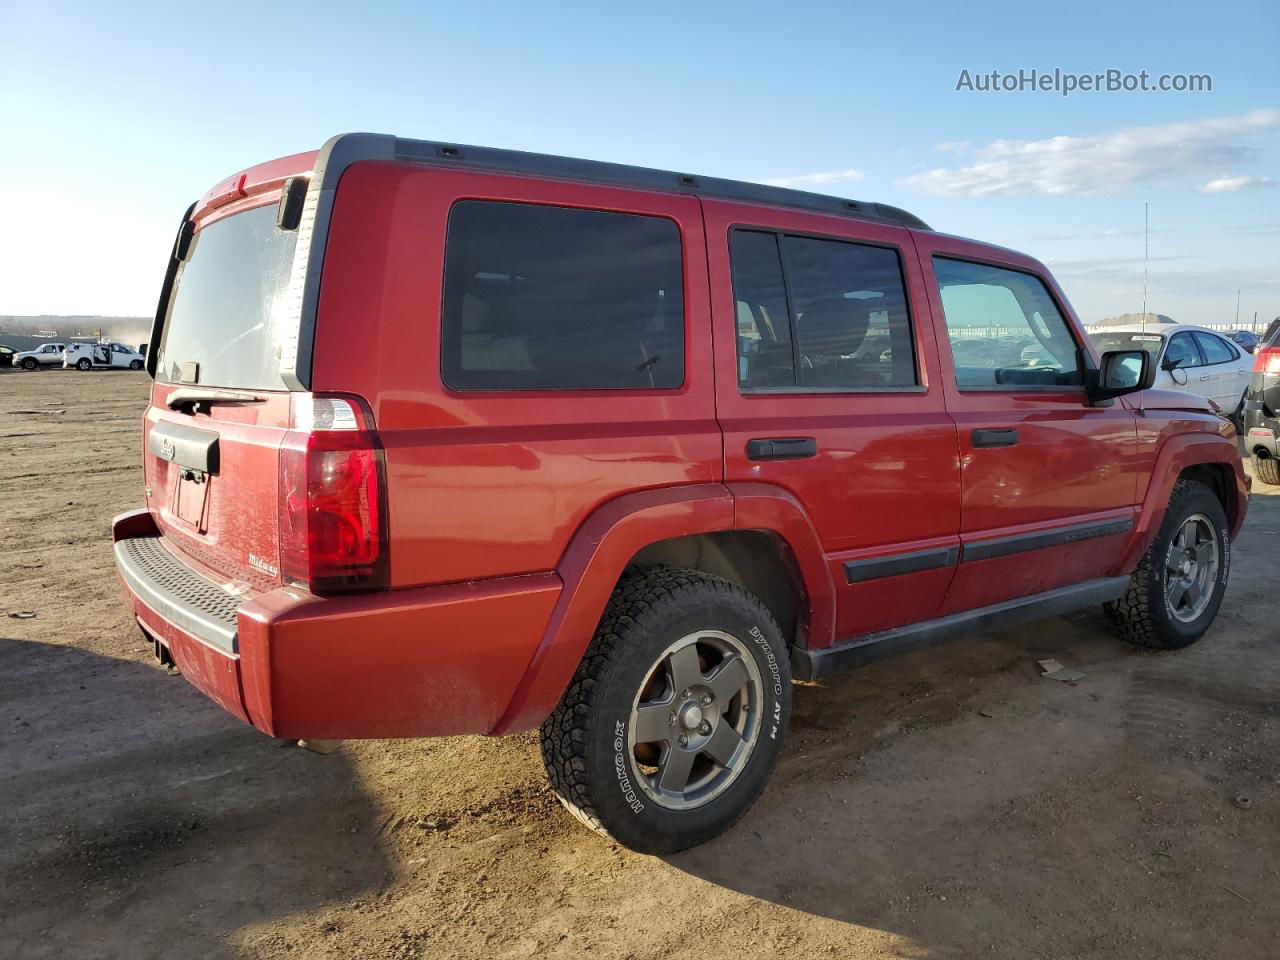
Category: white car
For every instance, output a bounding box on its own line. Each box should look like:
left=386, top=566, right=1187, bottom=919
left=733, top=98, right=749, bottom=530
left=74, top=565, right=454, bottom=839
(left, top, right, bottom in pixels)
left=1089, top=323, right=1252, bottom=417
left=64, top=342, right=146, bottom=371
left=13, top=342, right=68, bottom=370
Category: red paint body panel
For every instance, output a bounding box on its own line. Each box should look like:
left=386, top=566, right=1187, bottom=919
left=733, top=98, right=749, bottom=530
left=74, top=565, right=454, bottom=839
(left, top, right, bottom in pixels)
left=237, top=573, right=561, bottom=739
left=144, top=383, right=291, bottom=591
left=114, top=143, right=1251, bottom=746
left=702, top=199, right=963, bottom=641
left=1112, top=420, right=1249, bottom=574
left=911, top=232, right=1145, bottom=613
left=492, top=485, right=734, bottom=735
left=311, top=163, right=721, bottom=588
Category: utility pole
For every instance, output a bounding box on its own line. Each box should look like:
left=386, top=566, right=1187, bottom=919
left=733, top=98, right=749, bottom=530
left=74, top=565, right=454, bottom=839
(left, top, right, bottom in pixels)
left=1141, top=202, right=1149, bottom=327
left=1235, top=289, right=1241, bottom=326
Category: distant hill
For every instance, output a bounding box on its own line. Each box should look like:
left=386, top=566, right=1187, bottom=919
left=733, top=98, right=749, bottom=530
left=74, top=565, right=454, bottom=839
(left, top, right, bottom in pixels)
left=0, top=315, right=151, bottom=349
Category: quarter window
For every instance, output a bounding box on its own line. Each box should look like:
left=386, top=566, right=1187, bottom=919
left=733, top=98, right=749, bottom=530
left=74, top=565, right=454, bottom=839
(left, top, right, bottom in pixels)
left=933, top=258, right=1081, bottom=389
left=441, top=201, right=685, bottom=391
left=730, top=230, right=918, bottom=391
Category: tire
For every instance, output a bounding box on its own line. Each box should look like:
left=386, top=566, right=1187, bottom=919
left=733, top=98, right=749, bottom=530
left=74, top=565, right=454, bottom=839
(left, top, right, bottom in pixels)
left=76, top=358, right=92, bottom=370
left=540, top=567, right=791, bottom=854
left=129, top=359, right=143, bottom=370
left=1104, top=479, right=1230, bottom=649
left=1230, top=398, right=1246, bottom=435
left=20, top=358, right=37, bottom=370
left=1253, top=457, right=1280, bottom=486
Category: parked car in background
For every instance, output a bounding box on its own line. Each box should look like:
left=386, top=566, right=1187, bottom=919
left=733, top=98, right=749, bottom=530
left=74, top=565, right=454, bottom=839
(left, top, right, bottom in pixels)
left=64, top=341, right=146, bottom=371
left=113, top=133, right=1248, bottom=854
left=1228, top=330, right=1259, bottom=354
left=0, top=345, right=15, bottom=368
left=1243, top=324, right=1280, bottom=485
left=1089, top=324, right=1252, bottom=421
left=14, top=342, right=69, bottom=370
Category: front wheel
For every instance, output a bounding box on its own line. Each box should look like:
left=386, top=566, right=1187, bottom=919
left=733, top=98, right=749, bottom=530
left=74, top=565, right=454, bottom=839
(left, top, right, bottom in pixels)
left=20, top=358, right=37, bottom=370
left=76, top=358, right=92, bottom=370
left=129, top=359, right=143, bottom=370
left=1104, top=479, right=1230, bottom=649
left=540, top=567, right=791, bottom=853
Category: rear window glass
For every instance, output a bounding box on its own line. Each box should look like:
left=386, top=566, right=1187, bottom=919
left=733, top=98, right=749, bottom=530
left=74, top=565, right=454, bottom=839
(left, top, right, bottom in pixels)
left=156, top=204, right=297, bottom=390
left=441, top=201, right=685, bottom=391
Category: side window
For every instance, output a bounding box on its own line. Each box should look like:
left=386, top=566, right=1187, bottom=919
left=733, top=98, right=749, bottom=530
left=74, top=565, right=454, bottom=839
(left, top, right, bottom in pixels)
left=933, top=257, right=1081, bottom=389
left=1164, top=332, right=1203, bottom=370
left=1193, top=332, right=1237, bottom=365
left=440, top=201, right=685, bottom=390
left=729, top=229, right=918, bottom=391
left=729, top=231, right=794, bottom=390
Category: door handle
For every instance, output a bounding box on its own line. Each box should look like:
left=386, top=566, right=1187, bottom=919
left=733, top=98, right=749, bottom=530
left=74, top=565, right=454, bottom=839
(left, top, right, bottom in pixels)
left=971, top=428, right=1019, bottom=448
left=746, top=437, right=817, bottom=461
left=1200, top=374, right=1211, bottom=381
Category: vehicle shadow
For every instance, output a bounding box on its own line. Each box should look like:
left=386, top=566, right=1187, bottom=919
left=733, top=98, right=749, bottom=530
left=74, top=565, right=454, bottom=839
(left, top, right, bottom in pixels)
left=0, top=637, right=390, bottom=960
left=662, top=594, right=1280, bottom=958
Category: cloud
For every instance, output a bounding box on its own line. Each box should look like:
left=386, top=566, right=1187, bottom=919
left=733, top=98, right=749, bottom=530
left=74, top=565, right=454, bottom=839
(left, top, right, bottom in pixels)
left=901, top=109, right=1280, bottom=196
left=759, top=168, right=864, bottom=189
left=1200, top=175, right=1276, bottom=192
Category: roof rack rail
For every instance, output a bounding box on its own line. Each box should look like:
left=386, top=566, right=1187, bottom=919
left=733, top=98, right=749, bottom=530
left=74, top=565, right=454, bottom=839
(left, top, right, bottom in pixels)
left=312, top=133, right=931, bottom=231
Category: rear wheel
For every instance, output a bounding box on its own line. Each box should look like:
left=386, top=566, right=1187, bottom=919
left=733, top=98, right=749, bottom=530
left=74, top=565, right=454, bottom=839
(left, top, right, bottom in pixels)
left=1104, top=479, right=1229, bottom=649
left=540, top=567, right=791, bottom=853
left=1253, top=456, right=1280, bottom=486
left=76, top=358, right=92, bottom=370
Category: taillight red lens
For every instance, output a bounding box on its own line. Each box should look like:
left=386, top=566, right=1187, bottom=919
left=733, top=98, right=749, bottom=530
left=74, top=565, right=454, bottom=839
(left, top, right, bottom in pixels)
left=1253, top=348, right=1280, bottom=376
left=279, top=395, right=389, bottom=593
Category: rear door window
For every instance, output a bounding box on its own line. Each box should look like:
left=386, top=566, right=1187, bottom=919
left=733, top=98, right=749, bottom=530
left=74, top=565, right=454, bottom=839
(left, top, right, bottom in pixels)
left=730, top=229, right=917, bottom=391
left=1192, top=331, right=1237, bottom=365
left=156, top=204, right=298, bottom=390
left=440, top=201, right=685, bottom=391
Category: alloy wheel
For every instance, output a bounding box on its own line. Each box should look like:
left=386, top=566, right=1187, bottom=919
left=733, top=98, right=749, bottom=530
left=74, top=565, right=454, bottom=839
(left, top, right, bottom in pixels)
left=1164, top=513, right=1219, bottom=623
left=628, top=630, right=763, bottom=810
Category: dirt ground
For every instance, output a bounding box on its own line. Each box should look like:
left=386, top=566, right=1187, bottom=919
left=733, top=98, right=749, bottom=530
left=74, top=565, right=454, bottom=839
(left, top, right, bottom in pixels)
left=2, top=368, right=1277, bottom=960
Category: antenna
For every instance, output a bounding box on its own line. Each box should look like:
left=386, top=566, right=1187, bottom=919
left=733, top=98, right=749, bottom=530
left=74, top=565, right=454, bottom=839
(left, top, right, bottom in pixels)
left=1141, top=201, right=1149, bottom=328
left=1235, top=289, right=1241, bottom=326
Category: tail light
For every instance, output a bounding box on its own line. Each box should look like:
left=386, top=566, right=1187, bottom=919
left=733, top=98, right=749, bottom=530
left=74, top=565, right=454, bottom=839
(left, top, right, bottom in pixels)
left=1253, top=348, right=1280, bottom=376
left=278, top=394, right=389, bottom=593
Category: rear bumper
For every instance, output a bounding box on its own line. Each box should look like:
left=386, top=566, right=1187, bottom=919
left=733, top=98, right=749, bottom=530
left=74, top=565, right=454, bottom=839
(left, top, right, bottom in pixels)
left=1243, top=403, right=1278, bottom=458
left=112, top=510, right=562, bottom=739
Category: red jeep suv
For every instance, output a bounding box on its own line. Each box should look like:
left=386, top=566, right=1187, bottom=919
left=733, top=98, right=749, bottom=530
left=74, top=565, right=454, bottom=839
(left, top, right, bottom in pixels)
left=114, top=133, right=1249, bottom=853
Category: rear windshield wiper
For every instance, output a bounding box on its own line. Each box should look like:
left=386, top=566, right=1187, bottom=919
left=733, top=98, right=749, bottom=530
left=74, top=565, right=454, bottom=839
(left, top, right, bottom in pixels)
left=166, top=387, right=267, bottom=413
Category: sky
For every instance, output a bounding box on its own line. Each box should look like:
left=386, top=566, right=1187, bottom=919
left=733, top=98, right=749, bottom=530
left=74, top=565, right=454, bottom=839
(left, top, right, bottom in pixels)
left=1, top=0, right=1277, bottom=326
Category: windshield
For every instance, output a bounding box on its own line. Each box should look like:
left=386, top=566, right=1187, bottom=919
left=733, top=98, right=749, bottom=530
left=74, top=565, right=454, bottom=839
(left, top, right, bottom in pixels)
left=1089, top=331, right=1164, bottom=357
left=156, top=204, right=298, bottom=389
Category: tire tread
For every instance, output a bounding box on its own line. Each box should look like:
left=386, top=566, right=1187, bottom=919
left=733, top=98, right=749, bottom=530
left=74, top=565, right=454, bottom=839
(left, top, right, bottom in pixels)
left=1104, top=478, right=1225, bottom=649
left=539, top=566, right=780, bottom=848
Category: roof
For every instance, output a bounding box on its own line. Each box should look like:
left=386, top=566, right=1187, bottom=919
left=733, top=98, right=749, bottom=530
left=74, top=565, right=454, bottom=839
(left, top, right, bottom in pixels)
left=314, top=133, right=932, bottom=231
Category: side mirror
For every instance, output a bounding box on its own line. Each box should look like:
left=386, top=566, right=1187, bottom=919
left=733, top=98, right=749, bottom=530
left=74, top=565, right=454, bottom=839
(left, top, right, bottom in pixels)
left=1086, top=349, right=1155, bottom=405
left=1161, top=355, right=1183, bottom=372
